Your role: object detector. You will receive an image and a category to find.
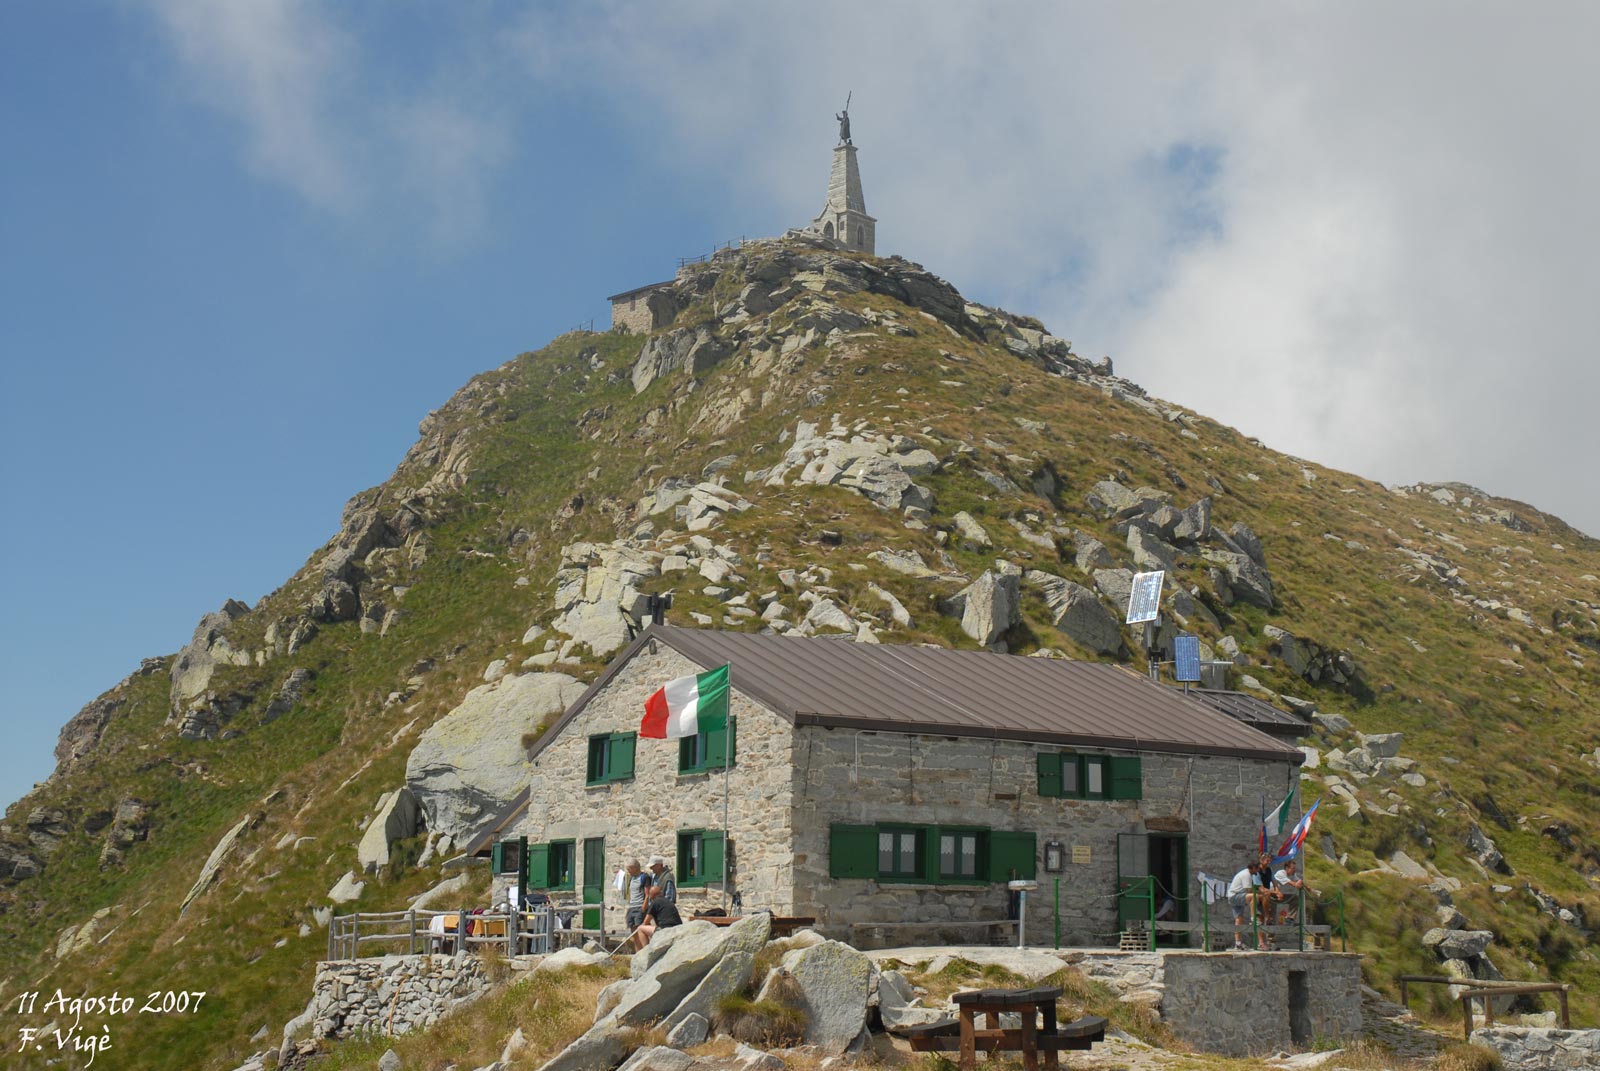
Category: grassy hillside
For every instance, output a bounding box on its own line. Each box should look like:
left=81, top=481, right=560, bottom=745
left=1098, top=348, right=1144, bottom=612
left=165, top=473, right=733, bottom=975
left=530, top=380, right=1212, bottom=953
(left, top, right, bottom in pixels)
left=1, top=237, right=1594, bottom=1070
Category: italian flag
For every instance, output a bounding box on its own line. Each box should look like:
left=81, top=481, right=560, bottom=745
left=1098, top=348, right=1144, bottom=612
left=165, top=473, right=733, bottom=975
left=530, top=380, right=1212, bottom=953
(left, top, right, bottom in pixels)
left=641, top=664, right=730, bottom=739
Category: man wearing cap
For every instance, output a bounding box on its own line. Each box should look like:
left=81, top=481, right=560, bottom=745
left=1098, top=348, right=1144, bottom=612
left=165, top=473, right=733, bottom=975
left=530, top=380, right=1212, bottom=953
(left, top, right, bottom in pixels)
left=637, top=854, right=682, bottom=945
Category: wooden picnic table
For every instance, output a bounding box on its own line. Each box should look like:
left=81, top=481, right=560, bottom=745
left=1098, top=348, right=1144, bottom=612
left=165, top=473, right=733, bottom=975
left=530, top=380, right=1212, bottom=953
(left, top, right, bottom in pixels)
left=689, top=914, right=816, bottom=938
left=903, top=986, right=1105, bottom=1071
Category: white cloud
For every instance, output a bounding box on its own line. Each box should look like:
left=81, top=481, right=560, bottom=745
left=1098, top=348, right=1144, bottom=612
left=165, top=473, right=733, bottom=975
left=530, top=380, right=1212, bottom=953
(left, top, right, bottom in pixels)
left=145, top=1, right=1600, bottom=533
left=512, top=2, right=1600, bottom=535
left=150, top=0, right=356, bottom=209
left=147, top=0, right=514, bottom=244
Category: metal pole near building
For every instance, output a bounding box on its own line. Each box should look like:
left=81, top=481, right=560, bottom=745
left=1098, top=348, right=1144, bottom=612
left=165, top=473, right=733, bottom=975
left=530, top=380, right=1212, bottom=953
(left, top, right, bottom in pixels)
left=722, top=663, right=732, bottom=912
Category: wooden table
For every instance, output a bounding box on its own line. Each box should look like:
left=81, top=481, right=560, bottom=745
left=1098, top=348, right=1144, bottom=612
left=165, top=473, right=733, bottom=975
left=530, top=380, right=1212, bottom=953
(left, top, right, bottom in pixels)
left=911, top=986, right=1103, bottom=1071
left=689, top=914, right=817, bottom=938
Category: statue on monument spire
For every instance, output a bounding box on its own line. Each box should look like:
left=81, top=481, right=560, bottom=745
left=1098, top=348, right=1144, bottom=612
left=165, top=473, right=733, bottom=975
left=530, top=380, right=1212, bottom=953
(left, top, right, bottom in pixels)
left=835, top=91, right=852, bottom=144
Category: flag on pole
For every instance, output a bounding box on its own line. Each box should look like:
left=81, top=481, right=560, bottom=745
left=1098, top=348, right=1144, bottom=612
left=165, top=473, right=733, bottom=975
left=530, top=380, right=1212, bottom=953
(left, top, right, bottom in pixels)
left=1274, top=799, right=1322, bottom=863
left=641, top=664, right=730, bottom=739
left=1267, top=786, right=1297, bottom=836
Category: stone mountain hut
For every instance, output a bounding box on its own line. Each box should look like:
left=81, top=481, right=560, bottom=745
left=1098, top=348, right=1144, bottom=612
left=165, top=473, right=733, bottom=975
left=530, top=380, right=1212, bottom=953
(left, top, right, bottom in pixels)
left=498, top=627, right=1302, bottom=945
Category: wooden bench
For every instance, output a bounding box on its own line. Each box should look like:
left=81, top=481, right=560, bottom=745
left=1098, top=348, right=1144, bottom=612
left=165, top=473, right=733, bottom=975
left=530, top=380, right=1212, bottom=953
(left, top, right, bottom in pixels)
left=903, top=986, right=1105, bottom=1071
left=690, top=914, right=817, bottom=938
left=847, top=919, right=1018, bottom=942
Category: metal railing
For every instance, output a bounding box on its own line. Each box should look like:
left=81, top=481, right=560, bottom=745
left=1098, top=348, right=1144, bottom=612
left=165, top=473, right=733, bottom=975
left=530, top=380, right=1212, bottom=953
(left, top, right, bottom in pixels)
left=327, top=903, right=610, bottom=960
left=1119, top=878, right=1345, bottom=952
left=678, top=237, right=749, bottom=268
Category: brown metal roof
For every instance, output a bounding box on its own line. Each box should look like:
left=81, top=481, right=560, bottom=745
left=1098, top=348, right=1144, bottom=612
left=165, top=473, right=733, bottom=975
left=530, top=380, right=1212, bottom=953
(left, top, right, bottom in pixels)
left=542, top=627, right=1299, bottom=763
left=1182, top=689, right=1313, bottom=740
left=606, top=280, right=675, bottom=303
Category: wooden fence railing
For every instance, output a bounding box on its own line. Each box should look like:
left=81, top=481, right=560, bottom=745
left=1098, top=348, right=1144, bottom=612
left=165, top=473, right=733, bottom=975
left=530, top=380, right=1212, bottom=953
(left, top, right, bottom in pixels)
left=326, top=902, right=608, bottom=961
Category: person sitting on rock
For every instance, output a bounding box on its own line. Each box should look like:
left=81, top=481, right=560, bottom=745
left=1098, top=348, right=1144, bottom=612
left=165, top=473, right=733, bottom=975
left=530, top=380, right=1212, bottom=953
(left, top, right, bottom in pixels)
left=636, top=854, right=682, bottom=945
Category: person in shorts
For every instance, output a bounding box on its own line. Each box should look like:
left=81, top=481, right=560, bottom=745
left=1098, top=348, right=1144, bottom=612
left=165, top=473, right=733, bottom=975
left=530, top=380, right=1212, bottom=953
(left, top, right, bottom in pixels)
left=621, top=858, right=652, bottom=948
left=1228, top=860, right=1265, bottom=949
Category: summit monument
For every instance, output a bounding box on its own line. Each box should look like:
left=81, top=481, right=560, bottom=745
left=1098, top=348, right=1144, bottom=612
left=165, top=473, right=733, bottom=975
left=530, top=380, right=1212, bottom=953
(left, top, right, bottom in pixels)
left=807, top=97, right=876, bottom=253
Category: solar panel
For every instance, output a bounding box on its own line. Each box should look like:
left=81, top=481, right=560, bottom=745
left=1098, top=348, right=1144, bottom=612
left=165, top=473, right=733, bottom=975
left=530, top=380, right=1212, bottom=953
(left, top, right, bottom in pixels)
left=1125, top=570, right=1165, bottom=624
left=1174, top=633, right=1201, bottom=682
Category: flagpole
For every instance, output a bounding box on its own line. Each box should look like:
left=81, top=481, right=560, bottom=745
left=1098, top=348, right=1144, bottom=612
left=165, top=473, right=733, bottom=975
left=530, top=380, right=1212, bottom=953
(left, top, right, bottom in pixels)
left=722, top=662, right=731, bottom=912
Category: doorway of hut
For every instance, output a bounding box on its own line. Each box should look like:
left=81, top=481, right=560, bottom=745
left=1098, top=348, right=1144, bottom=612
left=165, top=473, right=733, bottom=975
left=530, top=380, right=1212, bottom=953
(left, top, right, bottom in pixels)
left=1117, top=832, right=1190, bottom=946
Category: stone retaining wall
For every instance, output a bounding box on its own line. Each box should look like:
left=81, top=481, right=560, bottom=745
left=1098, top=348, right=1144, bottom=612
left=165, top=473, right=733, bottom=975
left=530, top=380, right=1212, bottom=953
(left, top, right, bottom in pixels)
left=1472, top=1027, right=1600, bottom=1070
left=1160, top=951, right=1362, bottom=1056
left=1065, top=949, right=1361, bottom=1056
left=301, top=954, right=491, bottom=1040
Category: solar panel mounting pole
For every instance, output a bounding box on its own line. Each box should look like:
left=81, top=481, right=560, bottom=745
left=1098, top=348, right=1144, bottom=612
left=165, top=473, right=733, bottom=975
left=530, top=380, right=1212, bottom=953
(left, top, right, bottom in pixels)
left=722, top=662, right=732, bottom=913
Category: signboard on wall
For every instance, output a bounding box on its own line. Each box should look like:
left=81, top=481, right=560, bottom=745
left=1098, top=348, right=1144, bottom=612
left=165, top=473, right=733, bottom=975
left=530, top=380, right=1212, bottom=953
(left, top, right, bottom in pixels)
left=1071, top=845, right=1092, bottom=865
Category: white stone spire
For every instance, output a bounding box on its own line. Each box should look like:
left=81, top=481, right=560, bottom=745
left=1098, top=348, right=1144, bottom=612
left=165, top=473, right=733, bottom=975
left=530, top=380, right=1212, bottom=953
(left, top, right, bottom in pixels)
left=808, top=117, right=876, bottom=254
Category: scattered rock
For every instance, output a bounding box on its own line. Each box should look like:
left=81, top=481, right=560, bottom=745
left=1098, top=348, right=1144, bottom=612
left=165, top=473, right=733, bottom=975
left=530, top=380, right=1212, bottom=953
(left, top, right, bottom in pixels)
left=357, top=787, right=422, bottom=872
left=941, top=570, right=1020, bottom=645
left=405, top=673, right=584, bottom=845
left=781, top=939, right=874, bottom=1055
left=1025, top=571, right=1120, bottom=654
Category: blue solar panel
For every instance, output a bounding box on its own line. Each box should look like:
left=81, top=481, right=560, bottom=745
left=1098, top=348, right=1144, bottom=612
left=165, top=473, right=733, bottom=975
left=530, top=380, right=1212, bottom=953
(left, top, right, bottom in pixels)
left=1174, top=633, right=1201, bottom=682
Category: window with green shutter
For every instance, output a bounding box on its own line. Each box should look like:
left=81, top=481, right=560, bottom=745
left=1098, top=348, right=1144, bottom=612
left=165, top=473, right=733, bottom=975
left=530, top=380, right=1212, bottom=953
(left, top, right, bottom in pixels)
left=987, top=830, right=1038, bottom=881
left=937, top=828, right=985, bottom=882
left=676, top=828, right=726, bottom=887
left=1108, top=755, right=1143, bottom=799
left=587, top=732, right=637, bottom=785
left=829, top=824, right=878, bottom=878
left=1036, top=752, right=1063, bottom=798
left=547, top=840, right=576, bottom=891
left=492, top=841, right=504, bottom=875
left=526, top=842, right=550, bottom=890
left=1041, top=751, right=1130, bottom=800
left=679, top=717, right=735, bottom=775
left=1083, top=755, right=1108, bottom=799
left=877, top=826, right=923, bottom=879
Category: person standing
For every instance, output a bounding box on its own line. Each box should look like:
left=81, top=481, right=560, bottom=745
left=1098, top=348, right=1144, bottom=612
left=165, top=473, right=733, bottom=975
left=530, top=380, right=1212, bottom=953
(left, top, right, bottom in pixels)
left=621, top=859, right=652, bottom=949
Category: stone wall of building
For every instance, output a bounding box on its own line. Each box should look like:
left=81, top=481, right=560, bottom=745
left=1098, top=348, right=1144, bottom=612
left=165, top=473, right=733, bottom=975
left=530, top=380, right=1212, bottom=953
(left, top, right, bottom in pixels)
left=610, top=289, right=678, bottom=334
left=517, top=644, right=800, bottom=931
left=1472, top=1027, right=1600, bottom=1070
left=297, top=954, right=491, bottom=1040
left=790, top=727, right=1296, bottom=945
left=1159, top=951, right=1362, bottom=1055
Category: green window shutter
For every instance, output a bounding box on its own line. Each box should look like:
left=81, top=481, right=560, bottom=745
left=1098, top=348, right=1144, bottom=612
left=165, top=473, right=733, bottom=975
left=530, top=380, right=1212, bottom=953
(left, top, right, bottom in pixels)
left=829, top=824, right=878, bottom=879
left=611, top=732, right=636, bottom=780
left=987, top=831, right=1037, bottom=882
left=703, top=830, right=725, bottom=884
left=491, top=841, right=504, bottom=874
left=1108, top=756, right=1143, bottom=800
left=526, top=842, right=550, bottom=890
left=706, top=717, right=735, bottom=768
left=1036, top=752, right=1063, bottom=798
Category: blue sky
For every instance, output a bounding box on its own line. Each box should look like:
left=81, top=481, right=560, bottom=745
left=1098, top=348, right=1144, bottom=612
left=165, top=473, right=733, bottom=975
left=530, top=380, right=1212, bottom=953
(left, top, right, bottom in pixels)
left=3, top=3, right=1596, bottom=810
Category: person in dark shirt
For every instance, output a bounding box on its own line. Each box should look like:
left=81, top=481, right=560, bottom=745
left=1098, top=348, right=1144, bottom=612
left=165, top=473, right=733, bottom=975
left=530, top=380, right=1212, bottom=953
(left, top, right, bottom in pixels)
left=636, top=854, right=682, bottom=945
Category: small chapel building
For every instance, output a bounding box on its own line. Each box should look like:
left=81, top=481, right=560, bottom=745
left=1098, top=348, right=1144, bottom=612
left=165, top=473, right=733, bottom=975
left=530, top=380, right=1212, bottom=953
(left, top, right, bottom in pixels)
left=500, top=627, right=1301, bottom=946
